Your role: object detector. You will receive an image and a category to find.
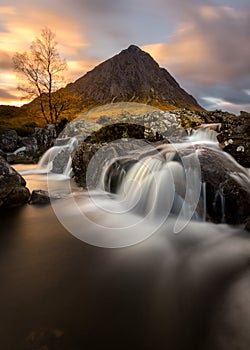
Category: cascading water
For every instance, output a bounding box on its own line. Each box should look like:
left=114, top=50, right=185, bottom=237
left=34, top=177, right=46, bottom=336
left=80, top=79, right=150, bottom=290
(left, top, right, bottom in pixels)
left=18, top=121, right=249, bottom=247
left=45, top=123, right=249, bottom=249
left=38, top=137, right=78, bottom=176
left=7, top=110, right=250, bottom=350
left=20, top=137, right=78, bottom=178
left=115, top=149, right=201, bottom=225
left=189, top=127, right=219, bottom=143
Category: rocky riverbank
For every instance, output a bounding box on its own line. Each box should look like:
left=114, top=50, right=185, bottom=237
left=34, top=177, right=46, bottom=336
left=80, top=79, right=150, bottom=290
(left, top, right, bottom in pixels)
left=0, top=124, right=56, bottom=164
left=1, top=108, right=249, bottom=227
left=0, top=156, right=30, bottom=209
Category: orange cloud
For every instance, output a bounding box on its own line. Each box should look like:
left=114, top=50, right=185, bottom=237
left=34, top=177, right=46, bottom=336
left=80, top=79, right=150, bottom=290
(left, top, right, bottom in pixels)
left=0, top=3, right=90, bottom=105
left=66, top=59, right=99, bottom=80
left=143, top=5, right=250, bottom=86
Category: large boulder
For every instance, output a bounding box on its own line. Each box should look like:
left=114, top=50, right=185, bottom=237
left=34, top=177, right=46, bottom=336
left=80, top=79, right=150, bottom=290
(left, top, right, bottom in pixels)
left=33, top=124, right=56, bottom=149
left=195, top=145, right=250, bottom=225
left=72, top=142, right=107, bottom=188
left=217, top=111, right=250, bottom=167
left=72, top=122, right=165, bottom=188
left=0, top=156, right=30, bottom=208
left=0, top=129, right=18, bottom=152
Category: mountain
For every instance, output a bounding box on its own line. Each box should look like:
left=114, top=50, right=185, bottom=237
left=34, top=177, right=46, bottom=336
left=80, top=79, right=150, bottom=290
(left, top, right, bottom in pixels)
left=66, top=44, right=202, bottom=110
left=0, top=45, right=203, bottom=131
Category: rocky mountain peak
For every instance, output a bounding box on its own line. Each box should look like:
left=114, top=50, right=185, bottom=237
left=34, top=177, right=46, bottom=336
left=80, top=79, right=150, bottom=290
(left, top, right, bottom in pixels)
left=127, top=44, right=141, bottom=52
left=67, top=45, right=202, bottom=110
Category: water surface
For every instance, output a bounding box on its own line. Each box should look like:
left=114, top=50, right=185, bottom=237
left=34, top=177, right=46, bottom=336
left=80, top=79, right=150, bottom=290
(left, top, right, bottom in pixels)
left=0, top=165, right=250, bottom=350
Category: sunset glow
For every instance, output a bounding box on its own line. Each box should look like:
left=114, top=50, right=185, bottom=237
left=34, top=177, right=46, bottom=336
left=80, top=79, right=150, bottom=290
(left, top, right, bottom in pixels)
left=0, top=0, right=249, bottom=113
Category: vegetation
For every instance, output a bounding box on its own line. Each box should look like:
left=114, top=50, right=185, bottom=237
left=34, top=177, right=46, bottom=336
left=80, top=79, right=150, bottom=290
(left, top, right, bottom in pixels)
left=13, top=27, right=78, bottom=126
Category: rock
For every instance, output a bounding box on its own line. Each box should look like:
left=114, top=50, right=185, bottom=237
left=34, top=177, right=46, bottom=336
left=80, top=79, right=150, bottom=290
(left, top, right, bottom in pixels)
left=245, top=217, right=250, bottom=232
left=33, top=124, right=56, bottom=149
left=59, top=120, right=102, bottom=138
left=2, top=125, right=57, bottom=165
left=73, top=140, right=168, bottom=190
left=0, top=156, right=30, bottom=208
left=51, top=148, right=72, bottom=174
left=72, top=142, right=105, bottom=187
left=194, top=145, right=250, bottom=224
left=30, top=190, right=50, bottom=204
left=18, top=136, right=38, bottom=152
left=0, top=149, right=7, bottom=160
left=30, top=189, right=67, bottom=204
left=217, top=111, right=250, bottom=167
left=0, top=129, right=18, bottom=152
left=96, top=109, right=186, bottom=142
left=72, top=122, right=165, bottom=188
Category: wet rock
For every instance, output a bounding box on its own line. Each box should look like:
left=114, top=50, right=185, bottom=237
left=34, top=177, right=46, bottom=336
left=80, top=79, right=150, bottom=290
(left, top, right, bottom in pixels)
left=18, top=136, right=38, bottom=152
left=217, top=111, right=250, bottom=167
left=30, top=189, right=67, bottom=204
left=0, top=129, right=18, bottom=152
left=245, top=218, right=250, bottom=232
left=51, top=148, right=72, bottom=174
left=33, top=124, right=56, bottom=149
left=72, top=142, right=105, bottom=187
left=30, top=190, right=50, bottom=204
left=2, top=125, right=57, bottom=164
left=194, top=145, right=250, bottom=224
left=0, top=156, right=30, bottom=208
left=0, top=149, right=7, bottom=160
left=72, top=139, right=167, bottom=190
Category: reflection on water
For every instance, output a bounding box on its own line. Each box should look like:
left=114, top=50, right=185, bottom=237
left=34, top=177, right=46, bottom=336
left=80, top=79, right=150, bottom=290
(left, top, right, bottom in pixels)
left=0, top=165, right=250, bottom=349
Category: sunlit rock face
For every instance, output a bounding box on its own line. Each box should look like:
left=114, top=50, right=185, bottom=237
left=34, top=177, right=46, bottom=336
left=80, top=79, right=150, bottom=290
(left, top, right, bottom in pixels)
left=0, top=156, right=30, bottom=208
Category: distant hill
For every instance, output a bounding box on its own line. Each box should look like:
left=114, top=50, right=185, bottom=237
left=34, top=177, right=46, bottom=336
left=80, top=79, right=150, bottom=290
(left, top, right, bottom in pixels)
left=0, top=103, right=45, bottom=133
left=0, top=44, right=203, bottom=131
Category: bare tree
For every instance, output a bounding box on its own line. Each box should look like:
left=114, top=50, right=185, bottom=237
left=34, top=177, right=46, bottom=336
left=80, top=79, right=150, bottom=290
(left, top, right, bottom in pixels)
left=13, top=27, right=76, bottom=125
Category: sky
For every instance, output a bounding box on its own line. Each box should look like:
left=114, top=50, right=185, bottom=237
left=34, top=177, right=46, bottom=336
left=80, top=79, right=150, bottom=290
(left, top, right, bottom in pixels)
left=0, top=0, right=249, bottom=114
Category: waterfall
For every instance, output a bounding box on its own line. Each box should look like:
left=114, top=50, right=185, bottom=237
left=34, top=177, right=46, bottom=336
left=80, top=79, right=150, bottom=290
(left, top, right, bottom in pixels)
left=202, top=182, right=207, bottom=222
left=213, top=190, right=226, bottom=223
left=189, top=127, right=219, bottom=143
left=21, top=115, right=249, bottom=248
left=37, top=146, right=62, bottom=171
left=112, top=146, right=202, bottom=230
left=37, top=137, right=78, bottom=177
left=20, top=137, right=78, bottom=178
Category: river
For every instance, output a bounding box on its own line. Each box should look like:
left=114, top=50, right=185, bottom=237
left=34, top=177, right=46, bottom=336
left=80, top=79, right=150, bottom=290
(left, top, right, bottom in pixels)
left=0, top=160, right=250, bottom=350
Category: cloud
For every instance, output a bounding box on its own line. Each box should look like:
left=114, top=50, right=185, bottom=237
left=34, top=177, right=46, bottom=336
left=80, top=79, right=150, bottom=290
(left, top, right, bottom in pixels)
left=201, top=96, right=250, bottom=114
left=0, top=1, right=91, bottom=104
left=143, top=1, right=250, bottom=112
left=144, top=5, right=250, bottom=85
left=0, top=0, right=249, bottom=113
left=0, top=51, right=12, bottom=69
left=0, top=88, right=16, bottom=101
